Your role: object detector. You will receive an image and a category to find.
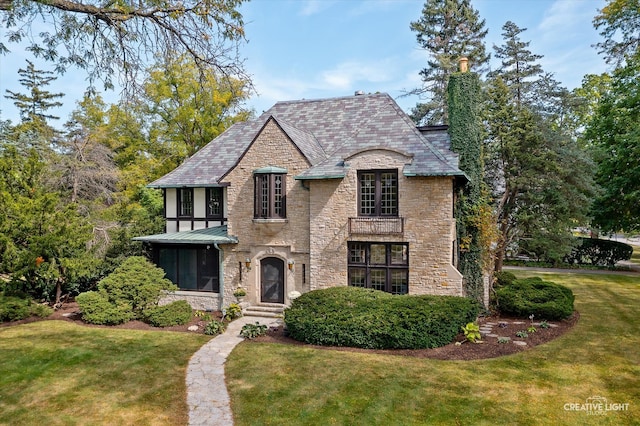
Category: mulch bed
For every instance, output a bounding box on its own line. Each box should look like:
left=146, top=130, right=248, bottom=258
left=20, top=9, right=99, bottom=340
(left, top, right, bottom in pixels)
left=2, top=302, right=579, bottom=361
left=248, top=312, right=580, bottom=360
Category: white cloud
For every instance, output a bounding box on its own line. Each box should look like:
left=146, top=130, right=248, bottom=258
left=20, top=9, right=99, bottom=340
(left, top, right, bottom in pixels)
left=320, top=60, right=394, bottom=90
left=299, top=0, right=336, bottom=17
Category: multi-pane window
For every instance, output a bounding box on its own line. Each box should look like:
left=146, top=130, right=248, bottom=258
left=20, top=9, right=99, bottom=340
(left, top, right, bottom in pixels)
left=348, top=242, right=408, bottom=294
left=254, top=173, right=286, bottom=219
left=358, top=170, right=398, bottom=216
left=207, top=187, right=223, bottom=218
left=178, top=188, right=193, bottom=217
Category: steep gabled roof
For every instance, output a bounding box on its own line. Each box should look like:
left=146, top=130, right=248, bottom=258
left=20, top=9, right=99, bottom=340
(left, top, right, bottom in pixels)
left=148, top=92, right=464, bottom=188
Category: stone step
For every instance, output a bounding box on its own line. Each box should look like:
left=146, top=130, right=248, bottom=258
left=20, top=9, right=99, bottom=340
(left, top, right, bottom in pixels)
left=243, top=303, right=285, bottom=318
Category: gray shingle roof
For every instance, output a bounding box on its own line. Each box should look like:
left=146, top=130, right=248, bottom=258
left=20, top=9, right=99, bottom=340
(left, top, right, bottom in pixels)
left=148, top=93, right=464, bottom=188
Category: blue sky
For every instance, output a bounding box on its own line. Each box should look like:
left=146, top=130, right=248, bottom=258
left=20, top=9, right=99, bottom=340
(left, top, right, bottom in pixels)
left=0, top=0, right=608, bottom=124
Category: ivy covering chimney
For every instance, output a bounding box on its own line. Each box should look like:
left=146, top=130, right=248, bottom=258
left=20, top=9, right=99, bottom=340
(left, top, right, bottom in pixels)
left=447, top=58, right=490, bottom=306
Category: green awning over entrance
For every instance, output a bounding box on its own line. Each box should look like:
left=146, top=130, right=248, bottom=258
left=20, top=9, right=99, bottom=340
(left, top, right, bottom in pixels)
left=133, top=225, right=238, bottom=245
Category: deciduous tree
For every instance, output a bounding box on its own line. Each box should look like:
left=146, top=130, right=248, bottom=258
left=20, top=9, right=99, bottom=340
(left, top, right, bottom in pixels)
left=0, top=0, right=250, bottom=93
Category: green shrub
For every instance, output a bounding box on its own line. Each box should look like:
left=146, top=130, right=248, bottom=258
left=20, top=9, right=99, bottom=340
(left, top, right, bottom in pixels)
left=284, top=287, right=480, bottom=349
left=97, top=256, right=177, bottom=317
left=142, top=301, right=193, bottom=327
left=0, top=296, right=31, bottom=322
left=495, top=277, right=574, bottom=320
left=494, top=271, right=517, bottom=288
left=564, top=237, right=633, bottom=267
left=204, top=320, right=225, bottom=335
left=30, top=303, right=53, bottom=318
left=224, top=303, right=242, bottom=321
left=76, top=291, right=134, bottom=325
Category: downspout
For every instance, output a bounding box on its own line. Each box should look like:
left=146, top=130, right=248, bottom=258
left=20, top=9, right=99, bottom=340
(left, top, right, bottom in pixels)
left=214, top=243, right=224, bottom=311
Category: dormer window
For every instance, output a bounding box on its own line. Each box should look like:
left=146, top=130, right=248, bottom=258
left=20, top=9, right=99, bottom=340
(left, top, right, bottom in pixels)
left=178, top=188, right=193, bottom=218
left=358, top=170, right=398, bottom=216
left=254, top=166, right=287, bottom=219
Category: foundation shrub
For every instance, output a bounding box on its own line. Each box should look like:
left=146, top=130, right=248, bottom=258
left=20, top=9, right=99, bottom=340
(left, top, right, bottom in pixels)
left=284, top=287, right=480, bottom=349
left=495, top=277, right=574, bottom=320
left=142, top=300, right=193, bottom=327
left=76, top=291, right=133, bottom=325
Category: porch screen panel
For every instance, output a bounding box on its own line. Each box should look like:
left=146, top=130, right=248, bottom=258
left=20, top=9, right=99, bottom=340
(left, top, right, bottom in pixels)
left=178, top=249, right=197, bottom=290
left=158, top=248, right=178, bottom=284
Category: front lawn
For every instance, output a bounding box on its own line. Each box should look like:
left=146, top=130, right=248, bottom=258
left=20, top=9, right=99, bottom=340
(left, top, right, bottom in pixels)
left=227, top=272, right=640, bottom=425
left=0, top=321, right=211, bottom=425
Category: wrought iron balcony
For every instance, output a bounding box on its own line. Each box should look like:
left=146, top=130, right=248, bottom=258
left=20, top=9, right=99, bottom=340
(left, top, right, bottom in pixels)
left=348, top=217, right=404, bottom=235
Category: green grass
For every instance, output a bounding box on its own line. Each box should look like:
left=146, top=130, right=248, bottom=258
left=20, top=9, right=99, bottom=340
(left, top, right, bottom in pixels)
left=227, top=271, right=640, bottom=425
left=0, top=320, right=211, bottom=425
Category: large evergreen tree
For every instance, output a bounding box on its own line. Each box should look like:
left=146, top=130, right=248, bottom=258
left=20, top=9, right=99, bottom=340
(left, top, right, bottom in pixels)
left=484, top=26, right=595, bottom=270
left=4, top=60, right=64, bottom=121
left=409, top=0, right=489, bottom=125
left=491, top=21, right=543, bottom=108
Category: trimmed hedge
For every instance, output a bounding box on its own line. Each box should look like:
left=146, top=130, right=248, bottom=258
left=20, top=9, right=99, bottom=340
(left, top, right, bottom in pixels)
left=495, top=277, right=574, bottom=320
left=142, top=300, right=193, bottom=327
left=494, top=271, right=517, bottom=288
left=76, top=291, right=134, bottom=325
left=564, top=237, right=633, bottom=267
left=284, top=287, right=481, bottom=349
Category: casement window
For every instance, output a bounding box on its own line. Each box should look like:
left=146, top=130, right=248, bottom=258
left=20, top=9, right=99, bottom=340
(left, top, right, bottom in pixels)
left=358, top=170, right=398, bottom=216
left=348, top=242, right=409, bottom=294
left=178, top=188, right=194, bottom=218
left=254, top=173, right=286, bottom=219
left=206, top=187, right=223, bottom=218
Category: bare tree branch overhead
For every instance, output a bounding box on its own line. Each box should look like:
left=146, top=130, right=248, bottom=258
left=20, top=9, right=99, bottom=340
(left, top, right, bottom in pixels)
left=0, top=0, right=250, bottom=94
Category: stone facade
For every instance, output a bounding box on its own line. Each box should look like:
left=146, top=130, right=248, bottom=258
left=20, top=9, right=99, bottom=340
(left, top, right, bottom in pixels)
left=308, top=149, right=463, bottom=295
left=221, top=119, right=311, bottom=307
left=140, top=93, right=471, bottom=311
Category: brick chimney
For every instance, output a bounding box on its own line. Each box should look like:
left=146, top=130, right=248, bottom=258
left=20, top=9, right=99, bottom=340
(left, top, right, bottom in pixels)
left=459, top=57, right=469, bottom=73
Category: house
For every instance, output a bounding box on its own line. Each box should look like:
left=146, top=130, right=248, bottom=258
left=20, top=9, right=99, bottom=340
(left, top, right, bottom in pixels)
left=134, top=92, right=469, bottom=312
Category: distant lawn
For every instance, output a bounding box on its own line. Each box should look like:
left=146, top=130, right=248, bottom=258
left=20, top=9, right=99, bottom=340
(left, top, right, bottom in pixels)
left=227, top=272, right=640, bottom=425
left=0, top=321, right=211, bottom=425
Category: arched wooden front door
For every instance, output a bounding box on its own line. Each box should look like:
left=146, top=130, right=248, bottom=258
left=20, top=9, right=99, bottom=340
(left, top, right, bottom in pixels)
left=261, top=257, right=284, bottom=304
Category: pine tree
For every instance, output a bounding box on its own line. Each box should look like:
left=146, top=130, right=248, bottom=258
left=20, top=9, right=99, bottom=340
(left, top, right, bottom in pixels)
left=409, top=0, right=489, bottom=125
left=4, top=60, right=64, bottom=122
left=491, top=21, right=543, bottom=108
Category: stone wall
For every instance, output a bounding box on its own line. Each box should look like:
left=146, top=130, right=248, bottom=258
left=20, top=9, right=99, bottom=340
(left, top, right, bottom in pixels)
left=308, top=149, right=463, bottom=295
left=221, top=118, right=311, bottom=307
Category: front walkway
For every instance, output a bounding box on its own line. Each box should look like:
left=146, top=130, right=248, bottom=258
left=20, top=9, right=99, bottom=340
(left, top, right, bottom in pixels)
left=186, top=316, right=282, bottom=426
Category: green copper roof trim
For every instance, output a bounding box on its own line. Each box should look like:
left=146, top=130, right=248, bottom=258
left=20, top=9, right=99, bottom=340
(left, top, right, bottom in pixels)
left=133, top=225, right=238, bottom=245
left=253, top=166, right=288, bottom=174
left=294, top=173, right=346, bottom=180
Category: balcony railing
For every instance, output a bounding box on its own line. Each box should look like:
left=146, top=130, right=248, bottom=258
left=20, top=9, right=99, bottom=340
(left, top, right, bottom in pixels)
left=348, top=217, right=404, bottom=235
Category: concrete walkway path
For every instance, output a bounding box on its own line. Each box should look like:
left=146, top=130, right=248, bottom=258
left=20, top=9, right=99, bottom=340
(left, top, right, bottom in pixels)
left=186, top=315, right=282, bottom=426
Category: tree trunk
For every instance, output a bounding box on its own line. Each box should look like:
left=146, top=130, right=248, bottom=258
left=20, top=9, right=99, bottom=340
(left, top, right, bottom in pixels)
left=0, top=0, right=11, bottom=10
